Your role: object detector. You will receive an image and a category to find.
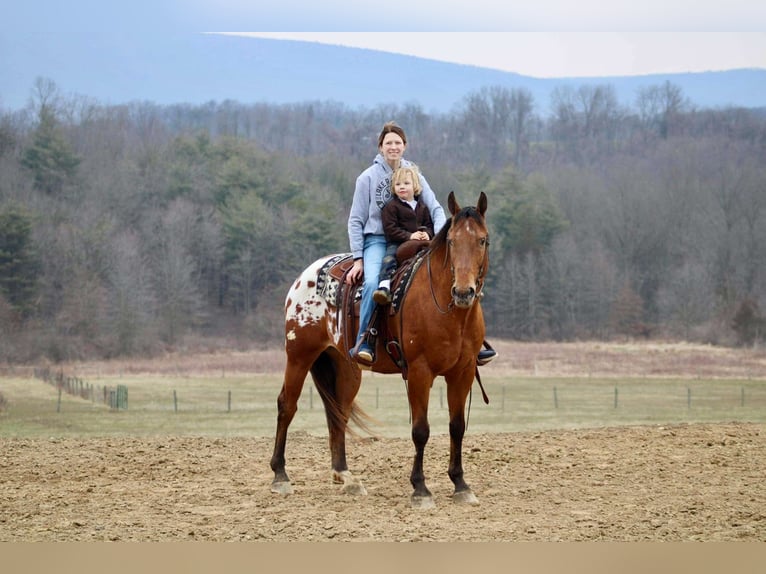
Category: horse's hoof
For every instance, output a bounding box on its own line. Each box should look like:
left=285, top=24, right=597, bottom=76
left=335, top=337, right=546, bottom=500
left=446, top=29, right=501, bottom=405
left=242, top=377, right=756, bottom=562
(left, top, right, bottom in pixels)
left=452, top=490, right=479, bottom=505
left=341, top=481, right=368, bottom=496
left=333, top=470, right=368, bottom=495
left=270, top=481, right=294, bottom=496
left=411, top=495, right=436, bottom=510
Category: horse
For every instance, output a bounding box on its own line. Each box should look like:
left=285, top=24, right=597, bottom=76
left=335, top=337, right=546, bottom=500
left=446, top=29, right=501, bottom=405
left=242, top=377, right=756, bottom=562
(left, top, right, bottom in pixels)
left=270, top=191, right=489, bottom=508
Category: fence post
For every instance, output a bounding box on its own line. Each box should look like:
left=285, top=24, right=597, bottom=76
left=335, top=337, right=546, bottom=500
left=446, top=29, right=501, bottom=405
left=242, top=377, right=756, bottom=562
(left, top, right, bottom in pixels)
left=57, top=388, right=62, bottom=413
left=117, top=385, right=128, bottom=410
left=614, top=387, right=619, bottom=409
left=173, top=390, right=178, bottom=413
left=227, top=390, right=232, bottom=413
left=553, top=387, right=558, bottom=409
left=687, top=387, right=691, bottom=408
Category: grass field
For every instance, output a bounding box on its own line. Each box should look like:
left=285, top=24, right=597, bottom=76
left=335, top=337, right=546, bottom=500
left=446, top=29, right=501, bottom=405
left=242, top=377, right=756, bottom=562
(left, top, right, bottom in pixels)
left=2, top=367, right=765, bottom=439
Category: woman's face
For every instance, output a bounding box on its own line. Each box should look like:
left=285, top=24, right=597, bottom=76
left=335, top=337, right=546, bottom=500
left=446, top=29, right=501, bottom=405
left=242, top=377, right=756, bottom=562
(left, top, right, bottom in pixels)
left=380, top=132, right=406, bottom=166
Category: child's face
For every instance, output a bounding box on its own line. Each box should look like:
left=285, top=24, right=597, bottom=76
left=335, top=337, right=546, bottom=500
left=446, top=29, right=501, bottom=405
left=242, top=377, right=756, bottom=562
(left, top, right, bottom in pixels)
left=393, top=174, right=416, bottom=201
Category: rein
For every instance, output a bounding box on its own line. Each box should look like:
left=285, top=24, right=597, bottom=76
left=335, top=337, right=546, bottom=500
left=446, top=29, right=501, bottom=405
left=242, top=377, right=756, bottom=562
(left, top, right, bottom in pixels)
left=425, top=237, right=489, bottom=315
left=426, top=252, right=453, bottom=314
left=423, top=226, right=491, bottom=410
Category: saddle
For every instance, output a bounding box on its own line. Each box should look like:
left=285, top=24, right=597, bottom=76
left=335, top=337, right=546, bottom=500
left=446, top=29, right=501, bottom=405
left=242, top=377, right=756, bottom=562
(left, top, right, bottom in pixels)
left=395, top=239, right=430, bottom=265
left=317, top=243, right=430, bottom=372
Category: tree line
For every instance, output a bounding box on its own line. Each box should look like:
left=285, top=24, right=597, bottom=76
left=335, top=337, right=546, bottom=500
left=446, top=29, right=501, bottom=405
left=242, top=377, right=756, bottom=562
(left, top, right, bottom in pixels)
left=1, top=77, right=764, bottom=362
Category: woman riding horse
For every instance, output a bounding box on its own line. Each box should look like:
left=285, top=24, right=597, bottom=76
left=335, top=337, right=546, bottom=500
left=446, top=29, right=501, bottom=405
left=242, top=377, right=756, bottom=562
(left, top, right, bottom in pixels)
left=271, top=191, right=490, bottom=508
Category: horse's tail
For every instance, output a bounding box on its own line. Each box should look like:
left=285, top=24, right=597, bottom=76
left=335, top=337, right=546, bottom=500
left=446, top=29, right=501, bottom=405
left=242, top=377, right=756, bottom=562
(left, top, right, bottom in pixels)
left=309, top=351, right=376, bottom=437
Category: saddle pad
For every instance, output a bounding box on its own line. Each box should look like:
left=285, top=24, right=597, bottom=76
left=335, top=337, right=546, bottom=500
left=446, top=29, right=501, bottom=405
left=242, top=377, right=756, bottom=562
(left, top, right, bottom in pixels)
left=316, top=254, right=359, bottom=306
left=390, top=249, right=428, bottom=313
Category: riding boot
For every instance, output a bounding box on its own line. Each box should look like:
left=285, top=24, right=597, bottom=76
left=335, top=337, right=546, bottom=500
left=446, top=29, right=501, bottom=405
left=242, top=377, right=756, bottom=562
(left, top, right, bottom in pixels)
left=350, top=305, right=380, bottom=365
left=477, top=340, right=497, bottom=366
left=373, top=254, right=396, bottom=305
left=373, top=280, right=392, bottom=305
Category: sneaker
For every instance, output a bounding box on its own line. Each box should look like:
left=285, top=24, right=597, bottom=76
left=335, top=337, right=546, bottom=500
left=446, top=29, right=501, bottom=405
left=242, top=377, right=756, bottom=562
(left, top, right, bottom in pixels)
left=352, top=342, right=375, bottom=364
left=477, top=348, right=497, bottom=366
left=373, top=287, right=392, bottom=305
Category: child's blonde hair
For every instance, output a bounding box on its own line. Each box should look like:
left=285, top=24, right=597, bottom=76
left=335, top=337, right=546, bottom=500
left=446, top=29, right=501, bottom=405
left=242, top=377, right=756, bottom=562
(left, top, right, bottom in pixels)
left=392, top=165, right=423, bottom=197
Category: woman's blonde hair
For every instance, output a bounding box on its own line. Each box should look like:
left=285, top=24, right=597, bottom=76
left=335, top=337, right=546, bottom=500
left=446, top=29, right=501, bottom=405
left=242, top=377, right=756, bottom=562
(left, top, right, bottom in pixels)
left=392, top=165, right=423, bottom=196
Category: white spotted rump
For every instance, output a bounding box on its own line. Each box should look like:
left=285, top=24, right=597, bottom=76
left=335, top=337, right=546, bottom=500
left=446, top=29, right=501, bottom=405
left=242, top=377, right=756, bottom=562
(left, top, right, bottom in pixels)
left=284, top=255, right=343, bottom=344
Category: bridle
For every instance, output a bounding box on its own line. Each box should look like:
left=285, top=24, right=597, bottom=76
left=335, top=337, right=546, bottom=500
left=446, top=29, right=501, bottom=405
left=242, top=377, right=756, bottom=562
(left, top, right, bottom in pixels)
left=426, top=223, right=489, bottom=315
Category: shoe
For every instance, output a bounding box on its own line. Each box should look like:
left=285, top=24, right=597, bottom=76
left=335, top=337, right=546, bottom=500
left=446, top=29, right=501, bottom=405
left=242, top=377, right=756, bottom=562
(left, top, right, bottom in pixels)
left=477, top=348, right=497, bottom=366
left=352, top=342, right=375, bottom=364
left=373, top=287, right=392, bottom=305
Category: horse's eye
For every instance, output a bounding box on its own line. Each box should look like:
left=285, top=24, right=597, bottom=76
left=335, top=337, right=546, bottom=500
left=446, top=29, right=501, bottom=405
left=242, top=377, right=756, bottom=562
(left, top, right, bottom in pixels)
left=479, top=237, right=487, bottom=247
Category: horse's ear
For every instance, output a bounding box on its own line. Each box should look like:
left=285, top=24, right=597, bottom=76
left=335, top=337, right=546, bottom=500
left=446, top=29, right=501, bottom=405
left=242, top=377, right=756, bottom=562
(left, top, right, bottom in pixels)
left=448, top=191, right=460, bottom=216
left=477, top=192, right=487, bottom=217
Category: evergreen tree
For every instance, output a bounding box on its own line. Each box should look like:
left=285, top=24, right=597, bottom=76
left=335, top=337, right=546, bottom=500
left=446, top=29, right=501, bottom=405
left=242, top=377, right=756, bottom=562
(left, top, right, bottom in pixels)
left=0, top=206, right=40, bottom=317
left=21, top=106, right=80, bottom=195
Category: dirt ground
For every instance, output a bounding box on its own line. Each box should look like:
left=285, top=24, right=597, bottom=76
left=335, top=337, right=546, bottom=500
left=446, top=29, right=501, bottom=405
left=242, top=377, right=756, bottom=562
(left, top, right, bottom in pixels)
left=1, top=422, right=764, bottom=542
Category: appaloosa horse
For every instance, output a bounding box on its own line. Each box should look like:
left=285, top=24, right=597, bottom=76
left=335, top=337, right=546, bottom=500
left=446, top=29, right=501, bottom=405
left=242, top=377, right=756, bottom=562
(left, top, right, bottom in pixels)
left=270, top=192, right=489, bottom=508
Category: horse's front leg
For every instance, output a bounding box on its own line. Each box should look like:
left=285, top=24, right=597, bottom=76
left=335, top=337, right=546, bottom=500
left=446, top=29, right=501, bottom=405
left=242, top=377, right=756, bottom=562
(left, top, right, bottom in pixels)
left=407, top=371, right=435, bottom=509
left=446, top=369, right=479, bottom=505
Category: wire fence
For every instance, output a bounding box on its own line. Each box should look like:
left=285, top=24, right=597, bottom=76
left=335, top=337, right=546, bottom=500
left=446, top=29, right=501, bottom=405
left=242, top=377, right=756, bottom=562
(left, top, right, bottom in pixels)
left=9, top=369, right=766, bottom=438
left=33, top=367, right=128, bottom=411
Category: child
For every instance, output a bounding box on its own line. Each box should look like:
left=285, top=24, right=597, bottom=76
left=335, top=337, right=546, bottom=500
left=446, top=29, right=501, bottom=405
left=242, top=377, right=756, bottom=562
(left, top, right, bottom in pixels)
left=373, top=165, right=434, bottom=305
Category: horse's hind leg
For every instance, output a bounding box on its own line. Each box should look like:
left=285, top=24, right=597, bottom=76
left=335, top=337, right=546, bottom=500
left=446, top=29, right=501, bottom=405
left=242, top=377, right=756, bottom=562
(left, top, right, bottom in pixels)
left=270, top=358, right=310, bottom=495
left=312, top=351, right=367, bottom=495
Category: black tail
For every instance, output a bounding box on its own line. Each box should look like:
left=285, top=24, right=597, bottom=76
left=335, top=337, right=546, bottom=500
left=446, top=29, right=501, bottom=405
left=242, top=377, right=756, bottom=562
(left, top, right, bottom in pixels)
left=309, top=350, right=375, bottom=437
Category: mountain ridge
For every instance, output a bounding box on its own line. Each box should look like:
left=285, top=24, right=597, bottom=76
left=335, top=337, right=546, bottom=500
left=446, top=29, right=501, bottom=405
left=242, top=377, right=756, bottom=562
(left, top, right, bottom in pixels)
left=2, top=34, right=764, bottom=114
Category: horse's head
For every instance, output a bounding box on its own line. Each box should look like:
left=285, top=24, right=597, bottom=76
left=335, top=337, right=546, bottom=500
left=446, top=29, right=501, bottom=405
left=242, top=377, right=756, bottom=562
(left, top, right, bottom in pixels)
left=445, top=191, right=489, bottom=309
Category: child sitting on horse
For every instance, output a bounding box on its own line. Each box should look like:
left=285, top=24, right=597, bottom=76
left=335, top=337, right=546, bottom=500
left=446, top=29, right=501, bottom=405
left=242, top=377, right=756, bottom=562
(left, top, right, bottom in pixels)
left=373, top=165, right=434, bottom=305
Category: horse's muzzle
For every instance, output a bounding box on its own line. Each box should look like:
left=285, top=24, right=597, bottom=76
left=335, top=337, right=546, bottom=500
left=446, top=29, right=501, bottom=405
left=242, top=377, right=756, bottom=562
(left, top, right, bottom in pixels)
left=451, top=286, right=476, bottom=309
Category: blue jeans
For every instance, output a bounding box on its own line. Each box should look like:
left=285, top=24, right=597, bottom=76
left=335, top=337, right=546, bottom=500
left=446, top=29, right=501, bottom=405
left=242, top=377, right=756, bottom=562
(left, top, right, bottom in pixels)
left=356, top=234, right=387, bottom=346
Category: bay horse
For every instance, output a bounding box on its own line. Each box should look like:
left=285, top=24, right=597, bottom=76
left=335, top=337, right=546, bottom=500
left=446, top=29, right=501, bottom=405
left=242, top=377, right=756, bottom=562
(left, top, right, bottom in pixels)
left=270, top=192, right=489, bottom=508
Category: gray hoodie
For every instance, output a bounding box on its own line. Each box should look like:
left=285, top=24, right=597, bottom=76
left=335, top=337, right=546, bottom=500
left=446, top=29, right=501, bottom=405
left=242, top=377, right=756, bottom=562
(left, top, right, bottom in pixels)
left=347, top=154, right=446, bottom=259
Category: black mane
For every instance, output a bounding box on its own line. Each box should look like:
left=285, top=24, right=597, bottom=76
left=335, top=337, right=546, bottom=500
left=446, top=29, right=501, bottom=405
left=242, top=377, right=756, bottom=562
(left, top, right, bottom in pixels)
left=429, top=206, right=485, bottom=253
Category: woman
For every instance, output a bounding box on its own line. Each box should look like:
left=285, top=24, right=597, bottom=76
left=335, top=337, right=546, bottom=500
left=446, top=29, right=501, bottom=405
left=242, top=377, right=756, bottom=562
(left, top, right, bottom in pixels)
left=346, top=121, right=496, bottom=366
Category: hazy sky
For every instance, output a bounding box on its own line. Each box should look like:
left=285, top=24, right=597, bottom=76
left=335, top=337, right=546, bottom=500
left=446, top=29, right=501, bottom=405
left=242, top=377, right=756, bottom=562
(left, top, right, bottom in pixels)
left=4, top=1, right=765, bottom=79
left=189, top=0, right=766, bottom=78
left=219, top=32, right=766, bottom=78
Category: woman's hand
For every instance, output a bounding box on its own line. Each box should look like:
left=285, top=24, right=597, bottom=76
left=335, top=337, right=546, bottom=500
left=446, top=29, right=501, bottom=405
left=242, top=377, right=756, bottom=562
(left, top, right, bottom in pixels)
left=346, top=258, right=363, bottom=284
left=410, top=230, right=429, bottom=241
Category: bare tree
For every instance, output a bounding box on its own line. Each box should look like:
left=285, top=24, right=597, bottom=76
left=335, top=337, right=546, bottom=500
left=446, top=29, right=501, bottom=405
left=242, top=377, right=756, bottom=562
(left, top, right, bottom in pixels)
left=636, top=81, right=690, bottom=140
left=106, top=230, right=157, bottom=355
left=148, top=200, right=206, bottom=344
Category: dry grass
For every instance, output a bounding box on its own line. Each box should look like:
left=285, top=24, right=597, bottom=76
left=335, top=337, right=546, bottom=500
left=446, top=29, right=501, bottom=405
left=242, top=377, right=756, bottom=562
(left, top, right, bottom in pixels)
left=480, top=340, right=766, bottom=380
left=31, top=339, right=766, bottom=380
left=1, top=340, right=765, bottom=439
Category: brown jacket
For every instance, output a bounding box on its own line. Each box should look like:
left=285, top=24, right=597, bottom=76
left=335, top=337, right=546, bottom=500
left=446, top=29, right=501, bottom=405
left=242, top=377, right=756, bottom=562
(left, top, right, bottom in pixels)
left=381, top=196, right=435, bottom=245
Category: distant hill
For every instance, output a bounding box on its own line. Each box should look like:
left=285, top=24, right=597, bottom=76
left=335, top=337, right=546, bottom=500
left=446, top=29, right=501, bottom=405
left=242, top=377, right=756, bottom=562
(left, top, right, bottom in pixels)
left=2, top=33, right=765, bottom=114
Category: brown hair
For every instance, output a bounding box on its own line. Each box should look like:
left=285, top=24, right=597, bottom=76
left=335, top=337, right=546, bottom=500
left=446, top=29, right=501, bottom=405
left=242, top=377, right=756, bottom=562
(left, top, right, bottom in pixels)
left=392, top=165, right=423, bottom=197
left=377, top=121, right=407, bottom=147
